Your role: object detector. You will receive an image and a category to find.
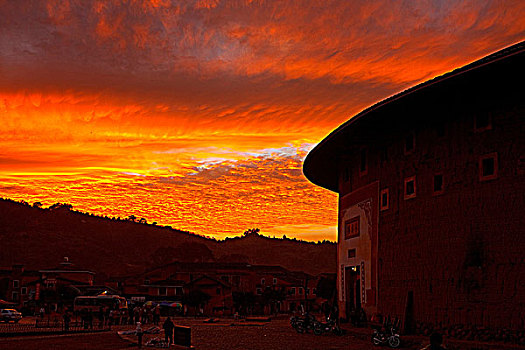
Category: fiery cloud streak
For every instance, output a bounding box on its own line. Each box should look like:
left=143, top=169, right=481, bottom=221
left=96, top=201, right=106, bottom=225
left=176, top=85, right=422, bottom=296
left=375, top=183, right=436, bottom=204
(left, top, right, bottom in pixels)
left=0, top=0, right=524, bottom=240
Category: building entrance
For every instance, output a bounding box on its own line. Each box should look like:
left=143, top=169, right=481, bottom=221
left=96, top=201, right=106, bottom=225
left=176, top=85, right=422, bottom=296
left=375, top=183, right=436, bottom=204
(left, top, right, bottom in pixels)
left=344, top=265, right=361, bottom=318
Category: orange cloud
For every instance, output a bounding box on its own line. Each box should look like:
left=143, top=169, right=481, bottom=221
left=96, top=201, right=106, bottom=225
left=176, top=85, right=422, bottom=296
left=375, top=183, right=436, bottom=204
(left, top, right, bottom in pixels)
left=0, top=1, right=523, bottom=240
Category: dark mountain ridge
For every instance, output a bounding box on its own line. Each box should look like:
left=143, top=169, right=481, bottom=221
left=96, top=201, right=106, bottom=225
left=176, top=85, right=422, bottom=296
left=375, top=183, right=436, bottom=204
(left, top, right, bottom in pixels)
left=0, top=199, right=336, bottom=278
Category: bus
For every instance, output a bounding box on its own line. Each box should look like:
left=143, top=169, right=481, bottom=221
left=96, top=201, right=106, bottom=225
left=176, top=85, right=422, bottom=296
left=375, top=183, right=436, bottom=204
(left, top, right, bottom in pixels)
left=73, top=295, right=128, bottom=313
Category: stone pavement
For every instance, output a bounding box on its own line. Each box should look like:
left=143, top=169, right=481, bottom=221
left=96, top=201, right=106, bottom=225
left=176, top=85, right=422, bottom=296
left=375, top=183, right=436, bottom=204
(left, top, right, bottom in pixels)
left=339, top=323, right=525, bottom=350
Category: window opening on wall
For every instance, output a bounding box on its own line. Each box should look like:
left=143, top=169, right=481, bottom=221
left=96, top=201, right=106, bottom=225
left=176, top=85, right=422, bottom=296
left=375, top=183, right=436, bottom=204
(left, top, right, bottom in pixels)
left=479, top=153, right=498, bottom=181
left=380, top=188, right=389, bottom=210
left=475, top=113, right=492, bottom=131
left=273, top=278, right=277, bottom=285
left=344, top=216, right=360, bottom=239
left=380, top=146, right=388, bottom=163
left=348, top=249, right=356, bottom=258
left=13, top=280, right=19, bottom=288
left=404, top=176, right=416, bottom=199
left=405, top=132, right=415, bottom=154
left=433, top=174, right=444, bottom=194
left=360, top=148, right=367, bottom=175
left=261, top=278, right=265, bottom=285
left=436, top=123, right=445, bottom=138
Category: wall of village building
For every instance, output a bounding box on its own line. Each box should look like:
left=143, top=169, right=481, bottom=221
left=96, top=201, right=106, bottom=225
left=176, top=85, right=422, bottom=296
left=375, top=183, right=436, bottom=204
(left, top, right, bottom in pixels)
left=336, top=94, right=524, bottom=331
left=108, top=263, right=329, bottom=315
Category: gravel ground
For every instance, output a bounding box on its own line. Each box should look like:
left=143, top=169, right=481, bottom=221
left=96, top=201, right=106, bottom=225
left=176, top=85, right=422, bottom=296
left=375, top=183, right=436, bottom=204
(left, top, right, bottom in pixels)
left=0, top=318, right=378, bottom=350
left=135, top=318, right=377, bottom=350
left=0, top=331, right=129, bottom=350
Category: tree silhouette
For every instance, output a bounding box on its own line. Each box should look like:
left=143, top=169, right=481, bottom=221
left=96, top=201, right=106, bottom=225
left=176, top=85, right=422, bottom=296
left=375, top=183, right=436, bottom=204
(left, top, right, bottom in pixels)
left=49, top=203, right=73, bottom=211
left=126, top=215, right=137, bottom=222
left=243, top=228, right=260, bottom=237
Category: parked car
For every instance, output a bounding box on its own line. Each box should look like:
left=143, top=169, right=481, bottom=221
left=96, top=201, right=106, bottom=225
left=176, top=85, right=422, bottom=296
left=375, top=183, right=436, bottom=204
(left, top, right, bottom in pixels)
left=0, top=309, right=23, bottom=323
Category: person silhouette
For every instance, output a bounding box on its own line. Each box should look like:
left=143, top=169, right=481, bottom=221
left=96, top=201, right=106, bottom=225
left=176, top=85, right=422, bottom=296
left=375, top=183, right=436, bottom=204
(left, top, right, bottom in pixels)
left=423, top=332, right=446, bottom=350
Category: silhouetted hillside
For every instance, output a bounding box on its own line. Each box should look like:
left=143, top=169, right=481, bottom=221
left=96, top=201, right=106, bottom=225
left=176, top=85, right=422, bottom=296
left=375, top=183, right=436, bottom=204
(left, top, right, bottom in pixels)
left=0, top=199, right=336, bottom=278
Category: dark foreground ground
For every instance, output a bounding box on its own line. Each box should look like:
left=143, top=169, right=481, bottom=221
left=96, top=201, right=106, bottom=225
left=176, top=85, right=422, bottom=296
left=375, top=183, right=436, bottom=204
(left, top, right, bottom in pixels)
left=2, top=317, right=524, bottom=350
left=0, top=318, right=375, bottom=350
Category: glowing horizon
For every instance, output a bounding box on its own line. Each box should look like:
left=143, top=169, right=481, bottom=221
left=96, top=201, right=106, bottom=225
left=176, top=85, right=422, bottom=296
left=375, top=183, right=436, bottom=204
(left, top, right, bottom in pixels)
left=1, top=1, right=524, bottom=241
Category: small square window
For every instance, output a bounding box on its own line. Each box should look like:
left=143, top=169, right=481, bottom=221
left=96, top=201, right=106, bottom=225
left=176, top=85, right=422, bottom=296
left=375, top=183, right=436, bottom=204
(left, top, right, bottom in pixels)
left=344, top=217, right=360, bottom=239
left=299, top=288, right=303, bottom=295
left=13, top=280, right=19, bottom=288
left=380, top=146, right=388, bottom=163
left=256, top=288, right=262, bottom=295
left=404, top=176, right=416, bottom=199
left=479, top=153, right=498, bottom=181
left=433, top=174, right=444, bottom=194
left=474, top=113, right=492, bottom=131
left=436, top=123, right=445, bottom=138
left=380, top=188, right=389, bottom=210
left=290, top=287, right=295, bottom=295
left=405, top=132, right=415, bottom=154
left=21, top=287, right=27, bottom=295
left=347, top=249, right=356, bottom=258
left=360, top=148, right=368, bottom=175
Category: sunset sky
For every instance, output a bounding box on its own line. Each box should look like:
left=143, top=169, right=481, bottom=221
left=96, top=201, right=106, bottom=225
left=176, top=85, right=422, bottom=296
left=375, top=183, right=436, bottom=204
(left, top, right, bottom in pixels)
left=1, top=0, right=524, bottom=241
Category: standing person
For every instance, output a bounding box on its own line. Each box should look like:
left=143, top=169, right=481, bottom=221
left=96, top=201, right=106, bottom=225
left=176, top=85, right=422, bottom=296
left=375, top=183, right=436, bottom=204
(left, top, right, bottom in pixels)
left=87, top=310, right=93, bottom=329
left=134, top=306, right=140, bottom=325
left=136, top=322, right=143, bottom=349
left=147, top=306, right=153, bottom=324
left=121, top=308, right=128, bottom=325
left=129, top=306, right=134, bottom=325
left=163, top=317, right=175, bottom=345
left=139, top=306, right=145, bottom=324
left=105, top=307, right=111, bottom=327
left=422, top=332, right=447, bottom=350
left=39, top=306, right=45, bottom=320
left=80, top=308, right=88, bottom=329
left=97, top=307, right=104, bottom=329
left=153, top=305, right=161, bottom=325
left=63, top=311, right=71, bottom=332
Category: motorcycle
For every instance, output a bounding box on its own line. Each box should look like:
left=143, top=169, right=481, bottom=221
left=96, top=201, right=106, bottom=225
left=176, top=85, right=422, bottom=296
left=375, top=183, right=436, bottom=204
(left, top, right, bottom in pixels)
left=371, top=324, right=401, bottom=348
left=290, top=313, right=317, bottom=333
left=313, top=316, right=344, bottom=336
left=290, top=315, right=299, bottom=329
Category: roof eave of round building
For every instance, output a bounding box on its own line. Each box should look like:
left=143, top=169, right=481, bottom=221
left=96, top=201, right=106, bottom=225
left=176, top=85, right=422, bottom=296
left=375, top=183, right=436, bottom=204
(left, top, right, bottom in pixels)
left=303, top=40, right=525, bottom=192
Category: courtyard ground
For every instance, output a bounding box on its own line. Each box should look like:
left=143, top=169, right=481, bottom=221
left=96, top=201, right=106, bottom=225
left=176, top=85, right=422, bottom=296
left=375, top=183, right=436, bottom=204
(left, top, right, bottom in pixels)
left=2, top=316, right=525, bottom=350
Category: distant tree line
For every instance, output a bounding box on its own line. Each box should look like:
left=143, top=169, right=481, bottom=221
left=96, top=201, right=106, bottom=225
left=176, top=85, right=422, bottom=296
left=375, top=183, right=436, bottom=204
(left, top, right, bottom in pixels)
left=0, top=197, right=336, bottom=245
